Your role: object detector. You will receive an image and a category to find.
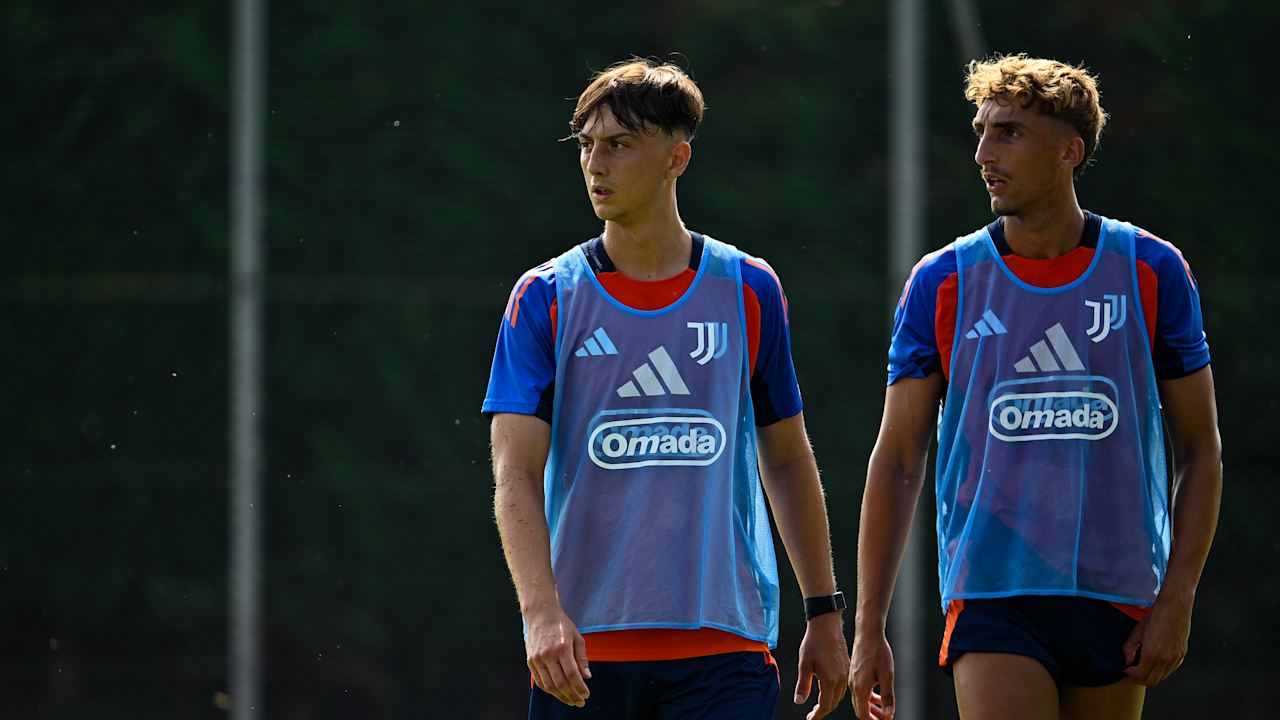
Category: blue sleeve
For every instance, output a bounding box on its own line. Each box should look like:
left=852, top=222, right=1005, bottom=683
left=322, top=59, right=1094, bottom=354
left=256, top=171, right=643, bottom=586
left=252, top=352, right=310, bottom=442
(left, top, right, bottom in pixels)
left=1137, top=232, right=1211, bottom=379
left=742, top=257, right=803, bottom=426
left=482, top=263, right=557, bottom=422
left=887, top=248, right=953, bottom=385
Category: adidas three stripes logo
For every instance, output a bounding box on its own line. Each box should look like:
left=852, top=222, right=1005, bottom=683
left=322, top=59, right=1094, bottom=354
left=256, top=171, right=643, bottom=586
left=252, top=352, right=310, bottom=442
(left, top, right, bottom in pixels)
left=965, top=310, right=1089, bottom=374
left=616, top=346, right=690, bottom=397
left=965, top=310, right=1008, bottom=339
left=574, top=327, right=618, bottom=357
left=1014, top=323, right=1085, bottom=373
left=571, top=329, right=693, bottom=398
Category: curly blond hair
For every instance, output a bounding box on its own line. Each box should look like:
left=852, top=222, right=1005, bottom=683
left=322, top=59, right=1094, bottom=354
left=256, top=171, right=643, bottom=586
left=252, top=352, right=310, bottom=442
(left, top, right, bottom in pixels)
left=965, top=54, right=1108, bottom=179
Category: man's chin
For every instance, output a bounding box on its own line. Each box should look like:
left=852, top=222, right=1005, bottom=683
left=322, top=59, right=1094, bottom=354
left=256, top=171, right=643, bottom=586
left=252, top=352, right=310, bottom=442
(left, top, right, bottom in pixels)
left=595, top=208, right=632, bottom=223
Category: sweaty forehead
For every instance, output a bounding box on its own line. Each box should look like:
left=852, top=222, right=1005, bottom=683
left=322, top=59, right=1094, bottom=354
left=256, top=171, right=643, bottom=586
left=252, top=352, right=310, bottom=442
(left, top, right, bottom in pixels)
left=973, top=96, right=1025, bottom=124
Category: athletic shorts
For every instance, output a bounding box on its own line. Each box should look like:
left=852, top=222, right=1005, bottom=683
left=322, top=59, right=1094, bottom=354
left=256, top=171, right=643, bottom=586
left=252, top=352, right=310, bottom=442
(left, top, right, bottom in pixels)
left=528, top=651, right=779, bottom=720
left=938, top=595, right=1144, bottom=687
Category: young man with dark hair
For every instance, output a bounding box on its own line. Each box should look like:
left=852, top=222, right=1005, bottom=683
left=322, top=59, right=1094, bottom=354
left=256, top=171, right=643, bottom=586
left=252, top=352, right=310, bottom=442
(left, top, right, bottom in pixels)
left=486, top=58, right=849, bottom=719
left=849, top=55, right=1222, bottom=720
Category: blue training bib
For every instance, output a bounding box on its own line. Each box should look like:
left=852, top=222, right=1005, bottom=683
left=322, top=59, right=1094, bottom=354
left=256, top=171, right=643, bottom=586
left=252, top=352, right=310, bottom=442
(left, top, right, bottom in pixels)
left=936, top=217, right=1170, bottom=611
left=544, top=235, right=779, bottom=646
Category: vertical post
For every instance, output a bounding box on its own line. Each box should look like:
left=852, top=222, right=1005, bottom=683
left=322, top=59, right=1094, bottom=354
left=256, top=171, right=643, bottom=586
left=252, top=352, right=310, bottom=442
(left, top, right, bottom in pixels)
left=230, top=0, right=266, bottom=716
left=945, top=0, right=987, bottom=64
left=887, top=0, right=926, bottom=717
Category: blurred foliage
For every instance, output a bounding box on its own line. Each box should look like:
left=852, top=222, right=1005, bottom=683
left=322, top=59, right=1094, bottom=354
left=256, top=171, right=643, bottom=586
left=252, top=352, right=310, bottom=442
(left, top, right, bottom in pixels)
left=2, top=0, right=1277, bottom=717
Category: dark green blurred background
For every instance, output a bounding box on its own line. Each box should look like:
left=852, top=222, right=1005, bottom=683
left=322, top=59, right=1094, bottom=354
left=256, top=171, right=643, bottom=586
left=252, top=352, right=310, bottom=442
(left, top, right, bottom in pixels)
left=3, top=0, right=1277, bottom=717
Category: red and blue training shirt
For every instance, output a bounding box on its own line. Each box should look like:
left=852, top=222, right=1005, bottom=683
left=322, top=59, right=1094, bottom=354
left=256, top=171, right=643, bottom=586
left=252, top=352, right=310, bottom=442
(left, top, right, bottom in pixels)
left=484, top=231, right=803, bottom=661
left=890, top=211, right=1210, bottom=386
left=890, top=211, right=1211, bottom=622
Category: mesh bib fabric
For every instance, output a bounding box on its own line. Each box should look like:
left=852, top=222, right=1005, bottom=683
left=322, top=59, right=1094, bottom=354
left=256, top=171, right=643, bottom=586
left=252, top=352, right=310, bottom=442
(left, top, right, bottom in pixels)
left=544, top=236, right=779, bottom=645
left=936, top=217, right=1170, bottom=611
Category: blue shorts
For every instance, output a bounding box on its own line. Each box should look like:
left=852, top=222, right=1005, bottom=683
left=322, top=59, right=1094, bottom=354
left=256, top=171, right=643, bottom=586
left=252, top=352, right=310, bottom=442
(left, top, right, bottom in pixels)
left=528, top=651, right=779, bottom=720
left=938, top=595, right=1143, bottom=687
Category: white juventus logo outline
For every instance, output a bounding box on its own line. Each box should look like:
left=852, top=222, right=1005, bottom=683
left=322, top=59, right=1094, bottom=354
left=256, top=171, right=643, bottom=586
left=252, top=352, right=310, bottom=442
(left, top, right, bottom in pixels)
left=1084, top=294, right=1127, bottom=343
left=687, top=321, right=728, bottom=365
left=616, top=346, right=691, bottom=397
left=1014, top=323, right=1086, bottom=373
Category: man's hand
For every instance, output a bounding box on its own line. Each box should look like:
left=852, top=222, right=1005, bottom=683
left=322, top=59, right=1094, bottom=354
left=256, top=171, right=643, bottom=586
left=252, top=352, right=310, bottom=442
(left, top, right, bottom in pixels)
left=524, top=605, right=591, bottom=707
left=794, top=613, right=849, bottom=719
left=849, top=628, right=895, bottom=719
left=1123, top=591, right=1193, bottom=686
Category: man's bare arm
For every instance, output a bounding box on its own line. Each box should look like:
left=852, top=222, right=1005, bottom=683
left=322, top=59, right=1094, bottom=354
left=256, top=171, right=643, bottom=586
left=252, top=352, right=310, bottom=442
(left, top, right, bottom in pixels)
left=491, top=412, right=591, bottom=707
left=1124, top=366, right=1222, bottom=685
left=850, top=373, right=945, bottom=719
left=758, top=412, right=848, bottom=720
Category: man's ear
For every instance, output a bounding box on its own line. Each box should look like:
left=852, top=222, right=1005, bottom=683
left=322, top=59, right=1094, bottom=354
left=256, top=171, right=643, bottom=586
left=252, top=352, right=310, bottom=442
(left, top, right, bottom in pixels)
left=1063, top=135, right=1085, bottom=173
left=668, top=140, right=692, bottom=178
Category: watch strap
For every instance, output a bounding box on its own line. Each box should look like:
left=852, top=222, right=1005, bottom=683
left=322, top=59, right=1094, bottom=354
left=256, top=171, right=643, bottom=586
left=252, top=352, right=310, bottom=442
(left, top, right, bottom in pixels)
left=803, top=591, right=846, bottom=621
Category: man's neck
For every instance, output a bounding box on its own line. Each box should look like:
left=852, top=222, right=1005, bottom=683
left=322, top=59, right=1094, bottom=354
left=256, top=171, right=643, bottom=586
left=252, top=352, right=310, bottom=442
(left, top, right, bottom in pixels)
left=1001, top=198, right=1087, bottom=259
left=601, top=216, right=692, bottom=281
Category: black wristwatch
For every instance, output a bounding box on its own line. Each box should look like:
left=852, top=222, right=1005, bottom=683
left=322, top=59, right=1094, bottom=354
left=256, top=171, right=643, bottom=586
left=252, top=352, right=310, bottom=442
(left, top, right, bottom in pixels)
left=803, top=591, right=846, bottom=621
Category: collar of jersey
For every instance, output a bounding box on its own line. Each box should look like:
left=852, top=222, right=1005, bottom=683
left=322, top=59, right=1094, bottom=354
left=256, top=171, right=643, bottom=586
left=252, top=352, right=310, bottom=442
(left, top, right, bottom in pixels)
left=981, top=222, right=1107, bottom=295
left=576, top=236, right=711, bottom=317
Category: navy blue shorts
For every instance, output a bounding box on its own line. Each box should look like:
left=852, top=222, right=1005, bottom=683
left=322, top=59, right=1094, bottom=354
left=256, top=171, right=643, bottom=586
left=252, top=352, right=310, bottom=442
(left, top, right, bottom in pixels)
left=938, top=595, right=1144, bottom=687
left=528, top=651, right=779, bottom=720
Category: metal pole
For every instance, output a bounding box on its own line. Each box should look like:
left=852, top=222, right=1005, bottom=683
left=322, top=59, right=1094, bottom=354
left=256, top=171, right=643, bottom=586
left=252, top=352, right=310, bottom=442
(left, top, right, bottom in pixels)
left=888, top=0, right=926, bottom=717
left=945, top=0, right=987, bottom=64
left=230, top=0, right=266, bottom=716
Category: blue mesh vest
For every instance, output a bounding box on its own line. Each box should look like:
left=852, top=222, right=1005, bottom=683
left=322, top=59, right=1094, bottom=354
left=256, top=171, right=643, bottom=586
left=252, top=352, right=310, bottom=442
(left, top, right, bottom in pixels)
left=545, top=235, right=779, bottom=645
left=936, top=216, right=1170, bottom=611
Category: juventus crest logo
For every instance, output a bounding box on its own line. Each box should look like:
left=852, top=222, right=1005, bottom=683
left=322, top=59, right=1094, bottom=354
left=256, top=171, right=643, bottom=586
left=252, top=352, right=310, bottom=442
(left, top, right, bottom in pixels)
left=687, top=321, right=728, bottom=365
left=1084, top=294, right=1127, bottom=343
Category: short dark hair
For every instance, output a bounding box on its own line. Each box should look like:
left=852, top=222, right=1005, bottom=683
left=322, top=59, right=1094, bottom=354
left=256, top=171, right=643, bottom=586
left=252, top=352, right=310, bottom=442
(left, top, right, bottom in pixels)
left=570, top=58, right=705, bottom=140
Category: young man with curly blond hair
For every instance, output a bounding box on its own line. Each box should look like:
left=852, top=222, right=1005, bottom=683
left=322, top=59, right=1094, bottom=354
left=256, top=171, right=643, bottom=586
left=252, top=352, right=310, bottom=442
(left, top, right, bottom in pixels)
left=849, top=55, right=1222, bottom=720
left=485, top=58, right=849, bottom=719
